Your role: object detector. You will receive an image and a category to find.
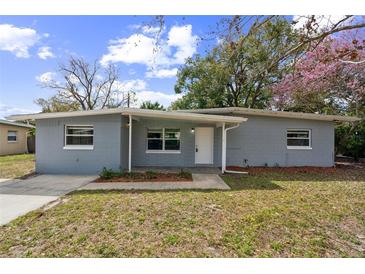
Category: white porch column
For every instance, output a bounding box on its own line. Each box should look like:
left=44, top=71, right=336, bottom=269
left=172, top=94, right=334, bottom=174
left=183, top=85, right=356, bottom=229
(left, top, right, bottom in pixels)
left=128, top=114, right=132, bottom=172
left=221, top=122, right=226, bottom=174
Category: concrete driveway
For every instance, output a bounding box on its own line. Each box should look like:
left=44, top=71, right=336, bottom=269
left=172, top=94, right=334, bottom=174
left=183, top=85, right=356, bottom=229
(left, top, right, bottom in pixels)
left=0, top=175, right=96, bottom=225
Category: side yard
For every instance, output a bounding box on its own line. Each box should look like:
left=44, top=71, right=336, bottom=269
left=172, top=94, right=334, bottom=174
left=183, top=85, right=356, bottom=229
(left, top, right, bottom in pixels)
left=0, top=154, right=35, bottom=179
left=0, top=167, right=364, bottom=257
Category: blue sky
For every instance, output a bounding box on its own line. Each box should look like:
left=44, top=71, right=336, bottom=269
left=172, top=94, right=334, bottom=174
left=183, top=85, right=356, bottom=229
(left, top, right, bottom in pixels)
left=1, top=15, right=347, bottom=118
left=0, top=16, right=227, bottom=118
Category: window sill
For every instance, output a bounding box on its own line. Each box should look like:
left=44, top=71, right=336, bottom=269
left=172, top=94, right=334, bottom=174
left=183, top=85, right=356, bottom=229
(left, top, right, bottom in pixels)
left=7, top=141, right=17, bottom=143
left=146, top=150, right=181, bottom=154
left=63, top=145, right=94, bottom=150
left=287, top=146, right=312, bottom=150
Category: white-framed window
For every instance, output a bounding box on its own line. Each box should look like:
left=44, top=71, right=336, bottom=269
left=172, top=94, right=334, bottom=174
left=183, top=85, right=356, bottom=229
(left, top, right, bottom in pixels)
left=146, top=128, right=180, bottom=153
left=7, top=130, right=17, bottom=142
left=287, top=129, right=312, bottom=149
left=64, top=125, right=94, bottom=150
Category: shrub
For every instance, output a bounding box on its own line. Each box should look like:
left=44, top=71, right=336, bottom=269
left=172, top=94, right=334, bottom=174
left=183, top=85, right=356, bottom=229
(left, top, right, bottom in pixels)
left=99, top=167, right=123, bottom=179
left=178, top=169, right=192, bottom=179
left=145, top=170, right=158, bottom=179
left=99, top=167, right=114, bottom=179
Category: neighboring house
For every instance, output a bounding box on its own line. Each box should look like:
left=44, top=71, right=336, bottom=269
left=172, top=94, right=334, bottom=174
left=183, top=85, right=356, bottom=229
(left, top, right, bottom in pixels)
left=7, top=107, right=359, bottom=174
left=0, top=119, right=35, bottom=156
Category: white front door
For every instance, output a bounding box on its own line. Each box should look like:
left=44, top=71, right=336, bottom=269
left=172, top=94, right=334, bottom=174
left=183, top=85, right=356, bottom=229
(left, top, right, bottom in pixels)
left=195, top=127, right=214, bottom=164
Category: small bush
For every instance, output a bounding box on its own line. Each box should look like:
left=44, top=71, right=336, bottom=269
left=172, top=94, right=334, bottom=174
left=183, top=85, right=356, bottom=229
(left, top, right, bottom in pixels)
left=145, top=170, right=158, bottom=179
left=178, top=169, right=192, bottom=179
left=127, top=171, right=141, bottom=179
left=99, top=167, right=114, bottom=179
left=99, top=167, right=123, bottom=179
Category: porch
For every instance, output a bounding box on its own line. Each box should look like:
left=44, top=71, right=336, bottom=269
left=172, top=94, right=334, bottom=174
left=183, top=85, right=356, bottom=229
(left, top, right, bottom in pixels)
left=122, top=109, right=247, bottom=174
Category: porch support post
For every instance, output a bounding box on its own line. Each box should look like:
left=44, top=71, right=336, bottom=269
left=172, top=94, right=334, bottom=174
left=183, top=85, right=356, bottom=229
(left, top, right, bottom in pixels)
left=221, top=122, right=226, bottom=174
left=128, top=114, right=132, bottom=172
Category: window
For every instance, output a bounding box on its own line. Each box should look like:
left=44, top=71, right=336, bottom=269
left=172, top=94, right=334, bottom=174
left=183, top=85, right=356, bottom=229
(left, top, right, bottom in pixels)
left=287, top=129, right=311, bottom=149
left=147, top=129, right=163, bottom=150
left=147, top=128, right=180, bottom=152
left=64, top=125, right=94, bottom=149
left=7, top=131, right=17, bottom=142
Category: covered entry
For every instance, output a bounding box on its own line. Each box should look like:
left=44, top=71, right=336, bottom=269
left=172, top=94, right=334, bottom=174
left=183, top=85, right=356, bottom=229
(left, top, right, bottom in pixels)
left=123, top=109, right=247, bottom=173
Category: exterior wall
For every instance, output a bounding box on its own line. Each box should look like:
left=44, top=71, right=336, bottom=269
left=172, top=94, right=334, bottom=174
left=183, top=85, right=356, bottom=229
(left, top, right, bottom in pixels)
left=34, top=113, right=335, bottom=174
left=36, top=114, right=122, bottom=174
left=226, top=115, right=335, bottom=167
left=0, top=124, right=29, bottom=156
left=131, top=118, right=221, bottom=167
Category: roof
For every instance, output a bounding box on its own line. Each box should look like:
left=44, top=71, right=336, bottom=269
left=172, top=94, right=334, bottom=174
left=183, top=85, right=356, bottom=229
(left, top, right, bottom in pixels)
left=178, top=107, right=361, bottom=122
left=0, top=119, right=35, bottom=129
left=6, top=108, right=247, bottom=124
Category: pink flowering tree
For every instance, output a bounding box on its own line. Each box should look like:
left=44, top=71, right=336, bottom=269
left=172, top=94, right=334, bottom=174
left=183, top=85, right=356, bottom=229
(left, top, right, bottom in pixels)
left=272, top=30, right=365, bottom=116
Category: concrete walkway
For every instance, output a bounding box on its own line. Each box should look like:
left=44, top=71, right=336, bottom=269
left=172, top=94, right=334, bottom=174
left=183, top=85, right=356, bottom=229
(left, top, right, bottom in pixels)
left=0, top=175, right=96, bottom=225
left=79, top=173, right=230, bottom=191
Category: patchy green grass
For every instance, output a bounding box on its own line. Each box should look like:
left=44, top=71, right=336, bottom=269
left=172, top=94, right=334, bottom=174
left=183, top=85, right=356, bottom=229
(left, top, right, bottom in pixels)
left=0, top=168, right=364, bottom=257
left=0, top=154, right=35, bottom=178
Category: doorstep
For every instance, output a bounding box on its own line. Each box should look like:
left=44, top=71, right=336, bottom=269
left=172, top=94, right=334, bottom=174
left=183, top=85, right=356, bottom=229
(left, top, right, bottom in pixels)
left=78, top=173, right=230, bottom=190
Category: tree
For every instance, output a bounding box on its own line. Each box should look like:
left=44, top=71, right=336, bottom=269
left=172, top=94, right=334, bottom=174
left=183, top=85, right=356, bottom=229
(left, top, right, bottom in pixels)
left=140, top=101, right=165, bottom=110
left=173, top=17, right=298, bottom=109
left=36, top=57, right=133, bottom=112
left=35, top=95, right=80, bottom=112
left=171, top=16, right=365, bottom=110
left=272, top=32, right=365, bottom=115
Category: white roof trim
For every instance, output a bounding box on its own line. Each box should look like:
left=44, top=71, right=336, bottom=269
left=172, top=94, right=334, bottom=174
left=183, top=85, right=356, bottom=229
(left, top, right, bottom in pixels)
left=0, top=119, right=35, bottom=129
left=178, top=107, right=361, bottom=122
left=6, top=108, right=247, bottom=124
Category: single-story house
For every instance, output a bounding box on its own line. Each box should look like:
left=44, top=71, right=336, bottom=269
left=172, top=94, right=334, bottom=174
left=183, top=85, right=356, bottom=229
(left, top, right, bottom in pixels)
left=7, top=107, right=360, bottom=174
left=0, top=119, right=35, bottom=156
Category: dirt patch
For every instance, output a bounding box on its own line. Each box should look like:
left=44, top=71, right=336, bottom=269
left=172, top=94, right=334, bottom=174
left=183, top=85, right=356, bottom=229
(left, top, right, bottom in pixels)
left=95, top=172, right=192, bottom=183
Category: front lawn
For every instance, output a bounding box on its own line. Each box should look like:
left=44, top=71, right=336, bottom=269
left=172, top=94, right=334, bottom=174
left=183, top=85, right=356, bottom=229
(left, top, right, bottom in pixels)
left=0, top=167, right=364, bottom=257
left=0, top=154, right=35, bottom=178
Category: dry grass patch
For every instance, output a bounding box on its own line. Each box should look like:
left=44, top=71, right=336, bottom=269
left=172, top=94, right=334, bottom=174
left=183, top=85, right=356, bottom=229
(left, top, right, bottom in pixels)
left=0, top=154, right=35, bottom=178
left=0, top=168, right=364, bottom=257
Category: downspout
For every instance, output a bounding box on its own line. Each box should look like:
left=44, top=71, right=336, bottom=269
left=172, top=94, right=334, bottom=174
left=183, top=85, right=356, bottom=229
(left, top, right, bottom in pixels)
left=128, top=114, right=132, bottom=172
left=222, top=123, right=248, bottom=174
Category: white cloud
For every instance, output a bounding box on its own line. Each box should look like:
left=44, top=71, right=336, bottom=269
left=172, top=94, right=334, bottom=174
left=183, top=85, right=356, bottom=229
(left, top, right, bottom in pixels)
left=113, top=79, right=147, bottom=92
left=141, top=25, right=162, bottom=35
left=167, top=25, right=198, bottom=64
left=110, top=79, right=181, bottom=107
left=146, top=68, right=178, bottom=78
left=0, top=102, right=39, bottom=119
left=36, top=72, right=56, bottom=84
left=293, top=15, right=347, bottom=31
left=37, top=46, right=55, bottom=60
left=133, top=91, right=182, bottom=107
left=100, top=25, right=198, bottom=78
left=0, top=24, right=40, bottom=58
left=100, top=34, right=166, bottom=67
left=129, top=24, right=163, bottom=35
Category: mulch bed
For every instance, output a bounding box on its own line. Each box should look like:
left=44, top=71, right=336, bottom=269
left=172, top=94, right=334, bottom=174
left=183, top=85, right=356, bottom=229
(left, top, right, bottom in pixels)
left=226, top=165, right=339, bottom=175
left=94, top=172, right=192, bottom=183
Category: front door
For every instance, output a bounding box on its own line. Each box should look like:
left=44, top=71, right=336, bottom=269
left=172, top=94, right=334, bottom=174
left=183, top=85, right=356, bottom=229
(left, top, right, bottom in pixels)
left=195, top=127, right=214, bottom=164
